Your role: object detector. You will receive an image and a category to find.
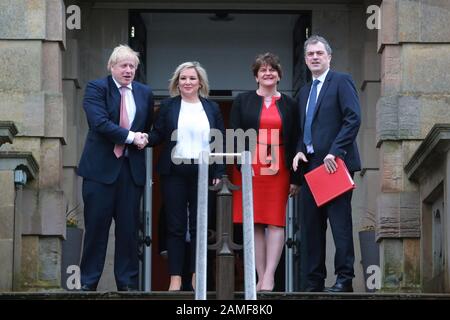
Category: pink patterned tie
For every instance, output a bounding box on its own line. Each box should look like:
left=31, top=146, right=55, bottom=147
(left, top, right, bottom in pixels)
left=113, top=87, right=130, bottom=158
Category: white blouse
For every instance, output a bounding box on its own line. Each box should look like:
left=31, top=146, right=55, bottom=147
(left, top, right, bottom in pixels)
left=172, top=100, right=210, bottom=160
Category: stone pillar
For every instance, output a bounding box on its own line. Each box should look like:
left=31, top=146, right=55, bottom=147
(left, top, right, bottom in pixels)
left=405, top=125, right=450, bottom=292
left=0, top=170, right=15, bottom=291
left=0, top=0, right=67, bottom=290
left=0, top=151, right=39, bottom=291
left=62, top=36, right=83, bottom=245
left=377, top=0, right=450, bottom=292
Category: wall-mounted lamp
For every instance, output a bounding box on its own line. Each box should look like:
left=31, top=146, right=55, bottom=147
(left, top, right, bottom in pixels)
left=14, top=169, right=27, bottom=186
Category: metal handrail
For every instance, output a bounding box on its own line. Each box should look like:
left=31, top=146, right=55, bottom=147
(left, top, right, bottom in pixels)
left=195, top=151, right=209, bottom=299
left=143, top=148, right=153, bottom=292
left=241, top=151, right=257, bottom=300
left=195, top=151, right=256, bottom=300
left=286, top=198, right=295, bottom=292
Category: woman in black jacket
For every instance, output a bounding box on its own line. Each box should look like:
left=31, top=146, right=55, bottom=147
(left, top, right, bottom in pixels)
left=149, top=61, right=225, bottom=291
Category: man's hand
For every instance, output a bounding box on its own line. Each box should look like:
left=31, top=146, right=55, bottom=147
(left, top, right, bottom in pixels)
left=289, top=184, right=300, bottom=197
left=292, top=152, right=308, bottom=172
left=133, top=132, right=148, bottom=150
left=323, top=154, right=337, bottom=173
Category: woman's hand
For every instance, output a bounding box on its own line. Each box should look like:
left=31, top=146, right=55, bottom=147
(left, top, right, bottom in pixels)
left=212, top=178, right=221, bottom=185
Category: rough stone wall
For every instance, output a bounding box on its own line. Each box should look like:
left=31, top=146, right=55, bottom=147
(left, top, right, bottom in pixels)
left=0, top=0, right=67, bottom=290
left=377, top=0, right=450, bottom=292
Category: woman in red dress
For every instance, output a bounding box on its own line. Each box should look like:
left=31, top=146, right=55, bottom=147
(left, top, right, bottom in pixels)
left=231, top=53, right=300, bottom=291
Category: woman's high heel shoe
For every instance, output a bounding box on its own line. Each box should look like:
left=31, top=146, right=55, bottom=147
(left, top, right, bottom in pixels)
left=169, top=285, right=182, bottom=292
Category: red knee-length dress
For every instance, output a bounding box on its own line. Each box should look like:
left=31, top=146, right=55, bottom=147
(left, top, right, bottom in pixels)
left=232, top=96, right=290, bottom=227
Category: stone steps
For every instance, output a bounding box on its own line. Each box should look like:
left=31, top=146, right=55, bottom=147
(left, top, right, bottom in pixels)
left=2, top=291, right=450, bottom=300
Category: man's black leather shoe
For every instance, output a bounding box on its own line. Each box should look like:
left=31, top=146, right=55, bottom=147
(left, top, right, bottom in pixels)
left=325, top=282, right=353, bottom=293
left=80, top=284, right=97, bottom=291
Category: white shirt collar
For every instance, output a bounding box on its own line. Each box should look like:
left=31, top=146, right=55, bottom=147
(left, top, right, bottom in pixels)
left=313, top=68, right=330, bottom=84
left=112, top=77, right=133, bottom=91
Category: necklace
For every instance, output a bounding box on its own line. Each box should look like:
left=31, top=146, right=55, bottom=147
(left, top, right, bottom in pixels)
left=257, top=89, right=277, bottom=101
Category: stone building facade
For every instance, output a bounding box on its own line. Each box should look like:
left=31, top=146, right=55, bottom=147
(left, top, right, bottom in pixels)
left=0, top=0, right=449, bottom=293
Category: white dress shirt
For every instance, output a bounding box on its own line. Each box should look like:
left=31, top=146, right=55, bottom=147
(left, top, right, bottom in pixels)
left=305, top=68, right=330, bottom=153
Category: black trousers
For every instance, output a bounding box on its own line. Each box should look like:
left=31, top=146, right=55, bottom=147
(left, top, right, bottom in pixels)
left=161, top=163, right=199, bottom=275
left=80, top=158, right=142, bottom=289
left=300, top=154, right=355, bottom=289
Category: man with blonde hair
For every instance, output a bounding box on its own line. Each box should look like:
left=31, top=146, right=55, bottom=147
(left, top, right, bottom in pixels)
left=78, top=44, right=153, bottom=291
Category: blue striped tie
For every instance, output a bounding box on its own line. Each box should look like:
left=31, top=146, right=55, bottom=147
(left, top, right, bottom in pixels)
left=303, top=79, right=320, bottom=147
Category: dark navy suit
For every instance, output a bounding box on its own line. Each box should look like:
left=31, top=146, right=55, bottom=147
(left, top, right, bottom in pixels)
left=297, top=70, right=361, bottom=290
left=149, top=96, right=225, bottom=275
left=78, top=75, right=153, bottom=290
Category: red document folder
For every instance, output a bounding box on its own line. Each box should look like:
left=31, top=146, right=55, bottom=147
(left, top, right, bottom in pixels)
left=304, top=157, right=355, bottom=207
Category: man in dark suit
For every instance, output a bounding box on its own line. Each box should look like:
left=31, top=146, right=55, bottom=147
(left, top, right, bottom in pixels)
left=292, top=35, right=361, bottom=292
left=77, top=45, right=153, bottom=291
